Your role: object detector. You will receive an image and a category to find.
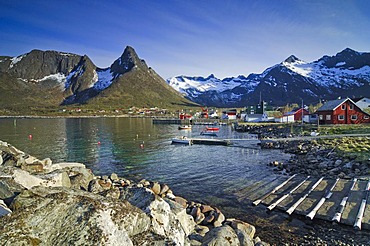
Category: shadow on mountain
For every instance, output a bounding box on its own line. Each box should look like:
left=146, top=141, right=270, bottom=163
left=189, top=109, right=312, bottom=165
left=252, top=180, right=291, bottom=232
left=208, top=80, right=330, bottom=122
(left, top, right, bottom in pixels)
left=61, top=88, right=100, bottom=105
left=171, top=101, right=200, bottom=107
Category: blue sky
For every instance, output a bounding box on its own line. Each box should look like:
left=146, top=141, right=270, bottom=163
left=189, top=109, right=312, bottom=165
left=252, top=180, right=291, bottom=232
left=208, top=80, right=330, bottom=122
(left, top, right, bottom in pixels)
left=1, top=0, right=369, bottom=79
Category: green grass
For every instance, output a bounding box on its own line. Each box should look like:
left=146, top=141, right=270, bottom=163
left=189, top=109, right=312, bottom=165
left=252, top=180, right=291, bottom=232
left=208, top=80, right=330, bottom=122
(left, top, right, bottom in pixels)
left=317, top=137, right=370, bottom=162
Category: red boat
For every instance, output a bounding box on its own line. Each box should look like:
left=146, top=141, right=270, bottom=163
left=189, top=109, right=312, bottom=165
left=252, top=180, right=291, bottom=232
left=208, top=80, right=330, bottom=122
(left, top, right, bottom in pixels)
left=205, top=126, right=219, bottom=131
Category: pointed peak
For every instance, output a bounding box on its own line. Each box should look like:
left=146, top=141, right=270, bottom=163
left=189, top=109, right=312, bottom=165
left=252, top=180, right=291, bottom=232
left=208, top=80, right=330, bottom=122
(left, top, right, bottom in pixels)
left=284, top=55, right=300, bottom=63
left=111, top=46, right=148, bottom=76
left=122, top=46, right=137, bottom=56
left=340, top=47, right=356, bottom=53
left=336, top=47, right=360, bottom=57
left=206, top=74, right=216, bottom=79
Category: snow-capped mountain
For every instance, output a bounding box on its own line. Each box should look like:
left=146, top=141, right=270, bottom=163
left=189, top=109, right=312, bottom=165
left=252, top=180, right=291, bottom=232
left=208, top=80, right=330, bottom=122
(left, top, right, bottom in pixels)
left=168, top=48, right=370, bottom=107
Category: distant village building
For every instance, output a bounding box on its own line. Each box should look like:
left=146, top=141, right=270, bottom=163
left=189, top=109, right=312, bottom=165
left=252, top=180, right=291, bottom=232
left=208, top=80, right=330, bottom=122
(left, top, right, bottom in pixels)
left=243, top=101, right=275, bottom=122
left=316, top=98, right=370, bottom=124
left=245, top=101, right=270, bottom=114
left=303, top=114, right=319, bottom=124
left=353, top=97, right=370, bottom=111
left=283, top=108, right=309, bottom=122
left=222, top=109, right=237, bottom=120
left=275, top=114, right=295, bottom=123
left=244, top=113, right=269, bottom=122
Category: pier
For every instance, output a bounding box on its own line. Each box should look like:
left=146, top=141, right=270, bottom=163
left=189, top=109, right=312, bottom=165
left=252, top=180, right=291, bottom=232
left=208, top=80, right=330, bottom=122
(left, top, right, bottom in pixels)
left=191, top=138, right=231, bottom=146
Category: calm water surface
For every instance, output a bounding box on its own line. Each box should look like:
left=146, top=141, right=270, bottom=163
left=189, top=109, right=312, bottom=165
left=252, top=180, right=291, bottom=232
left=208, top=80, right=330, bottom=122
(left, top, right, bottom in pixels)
left=0, top=117, right=291, bottom=221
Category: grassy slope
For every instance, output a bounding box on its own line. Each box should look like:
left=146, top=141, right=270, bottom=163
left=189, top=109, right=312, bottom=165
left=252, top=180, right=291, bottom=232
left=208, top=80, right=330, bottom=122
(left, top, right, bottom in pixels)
left=85, top=68, right=198, bottom=110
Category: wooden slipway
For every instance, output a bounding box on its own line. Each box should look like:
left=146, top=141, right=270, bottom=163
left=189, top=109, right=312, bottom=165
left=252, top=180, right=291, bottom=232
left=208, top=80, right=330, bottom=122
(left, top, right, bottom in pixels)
left=254, top=176, right=370, bottom=230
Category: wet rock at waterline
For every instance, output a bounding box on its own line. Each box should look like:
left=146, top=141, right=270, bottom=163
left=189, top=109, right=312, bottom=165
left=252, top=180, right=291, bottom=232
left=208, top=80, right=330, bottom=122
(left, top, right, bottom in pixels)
left=263, top=138, right=370, bottom=179
left=0, top=140, right=262, bottom=245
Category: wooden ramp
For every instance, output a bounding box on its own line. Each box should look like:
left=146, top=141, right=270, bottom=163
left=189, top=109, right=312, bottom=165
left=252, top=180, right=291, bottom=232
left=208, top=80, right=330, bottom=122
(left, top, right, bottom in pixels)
left=254, top=176, right=370, bottom=230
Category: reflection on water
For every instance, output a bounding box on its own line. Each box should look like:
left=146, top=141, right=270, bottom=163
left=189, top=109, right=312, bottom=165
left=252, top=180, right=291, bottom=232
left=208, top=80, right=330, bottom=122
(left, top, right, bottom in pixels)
left=0, top=117, right=291, bottom=214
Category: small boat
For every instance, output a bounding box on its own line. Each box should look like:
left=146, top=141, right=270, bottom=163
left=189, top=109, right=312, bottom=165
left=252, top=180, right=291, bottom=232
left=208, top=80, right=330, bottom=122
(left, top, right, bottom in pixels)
left=205, top=126, right=219, bottom=131
left=172, top=136, right=192, bottom=145
left=200, top=131, right=218, bottom=136
left=178, top=125, right=192, bottom=130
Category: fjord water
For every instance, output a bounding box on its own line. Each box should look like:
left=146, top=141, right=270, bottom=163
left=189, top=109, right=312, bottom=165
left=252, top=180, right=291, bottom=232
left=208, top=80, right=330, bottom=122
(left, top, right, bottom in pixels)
left=0, top=118, right=291, bottom=219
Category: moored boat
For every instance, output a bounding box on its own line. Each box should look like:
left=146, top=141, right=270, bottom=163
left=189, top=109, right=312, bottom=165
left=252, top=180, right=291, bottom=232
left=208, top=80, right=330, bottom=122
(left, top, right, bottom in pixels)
left=200, top=131, right=218, bottom=136
left=178, top=125, right=192, bottom=130
left=171, top=136, right=192, bottom=145
left=205, top=126, right=219, bottom=131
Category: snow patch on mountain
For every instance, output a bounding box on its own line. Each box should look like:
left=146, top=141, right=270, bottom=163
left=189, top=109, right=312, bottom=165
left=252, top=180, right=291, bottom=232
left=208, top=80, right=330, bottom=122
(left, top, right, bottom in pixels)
left=10, top=54, right=26, bottom=68
left=37, top=73, right=66, bottom=83
left=93, top=69, right=114, bottom=90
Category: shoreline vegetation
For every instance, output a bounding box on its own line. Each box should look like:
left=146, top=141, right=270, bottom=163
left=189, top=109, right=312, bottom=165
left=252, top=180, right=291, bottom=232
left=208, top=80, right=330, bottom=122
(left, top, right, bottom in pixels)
left=1, top=121, right=370, bottom=245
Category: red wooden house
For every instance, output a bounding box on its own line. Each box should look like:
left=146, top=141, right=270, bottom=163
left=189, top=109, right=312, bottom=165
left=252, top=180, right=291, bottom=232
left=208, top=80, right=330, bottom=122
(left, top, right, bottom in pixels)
left=283, top=108, right=309, bottom=122
left=316, top=98, right=370, bottom=124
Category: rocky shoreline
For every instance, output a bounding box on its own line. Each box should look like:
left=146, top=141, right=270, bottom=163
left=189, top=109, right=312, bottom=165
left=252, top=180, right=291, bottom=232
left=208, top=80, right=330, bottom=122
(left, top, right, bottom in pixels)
left=0, top=140, right=265, bottom=246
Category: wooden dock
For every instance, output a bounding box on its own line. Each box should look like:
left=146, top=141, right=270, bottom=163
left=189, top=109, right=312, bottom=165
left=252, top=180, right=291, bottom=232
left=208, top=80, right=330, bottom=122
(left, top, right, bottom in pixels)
left=254, top=176, right=370, bottom=230
left=191, top=138, right=231, bottom=146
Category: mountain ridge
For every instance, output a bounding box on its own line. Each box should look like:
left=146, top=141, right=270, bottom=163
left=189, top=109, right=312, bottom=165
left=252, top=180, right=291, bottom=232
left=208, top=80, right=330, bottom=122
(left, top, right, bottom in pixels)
left=167, top=48, right=370, bottom=107
left=0, top=46, right=195, bottom=114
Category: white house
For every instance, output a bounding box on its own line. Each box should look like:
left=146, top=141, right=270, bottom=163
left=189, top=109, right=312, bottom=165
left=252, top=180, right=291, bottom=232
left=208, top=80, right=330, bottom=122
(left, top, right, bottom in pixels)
left=244, top=113, right=269, bottom=122
left=275, top=115, right=294, bottom=123
left=354, top=97, right=370, bottom=111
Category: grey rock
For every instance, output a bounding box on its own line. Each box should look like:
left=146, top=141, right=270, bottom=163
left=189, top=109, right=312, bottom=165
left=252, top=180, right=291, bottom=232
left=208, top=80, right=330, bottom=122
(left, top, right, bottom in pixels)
left=68, top=167, right=94, bottom=190
left=159, top=184, right=170, bottom=195
left=174, top=196, right=188, bottom=208
left=231, top=219, right=256, bottom=245
left=1, top=186, right=150, bottom=245
left=88, top=179, right=104, bottom=193
left=0, top=180, right=14, bottom=200
left=110, top=172, right=119, bottom=181
left=202, top=225, right=240, bottom=246
left=0, top=199, right=11, bottom=217
left=150, top=182, right=161, bottom=195
left=334, top=159, right=343, bottom=167
left=195, top=225, right=210, bottom=236
left=213, top=211, right=225, bottom=227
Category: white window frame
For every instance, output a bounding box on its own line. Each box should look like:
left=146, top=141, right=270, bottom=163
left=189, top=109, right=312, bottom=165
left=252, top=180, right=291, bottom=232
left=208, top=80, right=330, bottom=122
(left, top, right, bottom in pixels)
left=326, top=115, right=331, bottom=120
left=350, top=115, right=357, bottom=120
left=341, top=104, right=346, bottom=110
left=338, top=115, right=345, bottom=121
left=349, top=104, right=354, bottom=110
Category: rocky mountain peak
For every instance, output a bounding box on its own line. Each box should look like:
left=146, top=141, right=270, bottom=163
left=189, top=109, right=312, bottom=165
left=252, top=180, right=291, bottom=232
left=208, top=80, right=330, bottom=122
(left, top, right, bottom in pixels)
left=317, top=47, right=370, bottom=69
left=110, top=46, right=148, bottom=77
left=4, top=49, right=82, bottom=80
left=283, top=55, right=301, bottom=63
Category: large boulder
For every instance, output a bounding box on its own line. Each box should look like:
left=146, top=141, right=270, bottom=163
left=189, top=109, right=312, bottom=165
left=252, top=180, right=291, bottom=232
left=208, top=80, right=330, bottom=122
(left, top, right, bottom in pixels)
left=230, top=219, right=255, bottom=246
left=10, top=169, right=71, bottom=189
left=0, top=186, right=151, bottom=245
left=201, top=225, right=240, bottom=246
left=121, top=186, right=196, bottom=245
